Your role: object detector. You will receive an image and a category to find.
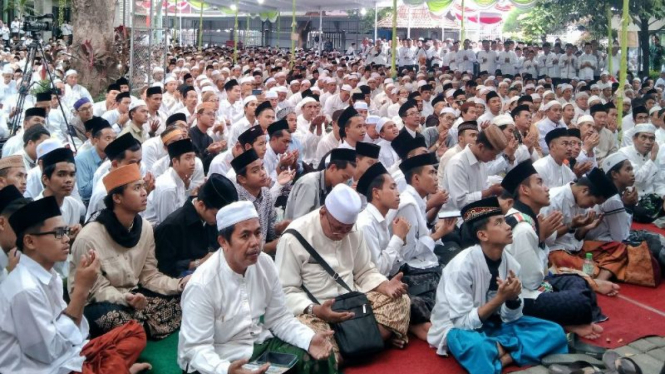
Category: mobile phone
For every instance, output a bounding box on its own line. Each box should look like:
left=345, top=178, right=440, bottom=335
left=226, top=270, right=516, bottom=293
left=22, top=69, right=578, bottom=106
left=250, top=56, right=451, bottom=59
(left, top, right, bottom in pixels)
left=252, top=89, right=262, bottom=96
left=438, top=210, right=461, bottom=219
left=513, top=129, right=522, bottom=144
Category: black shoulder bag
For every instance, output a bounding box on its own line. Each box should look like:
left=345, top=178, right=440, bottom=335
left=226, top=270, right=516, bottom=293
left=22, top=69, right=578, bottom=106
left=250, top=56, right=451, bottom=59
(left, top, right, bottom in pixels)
left=284, top=229, right=384, bottom=359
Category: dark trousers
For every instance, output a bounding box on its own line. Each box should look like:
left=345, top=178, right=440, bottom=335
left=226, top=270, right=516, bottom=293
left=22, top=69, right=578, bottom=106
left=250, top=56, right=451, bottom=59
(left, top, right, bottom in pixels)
left=524, top=274, right=605, bottom=326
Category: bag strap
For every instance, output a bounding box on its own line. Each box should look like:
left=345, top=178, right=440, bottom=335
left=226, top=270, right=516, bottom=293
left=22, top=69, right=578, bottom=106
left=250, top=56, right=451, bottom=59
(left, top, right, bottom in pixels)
left=284, top=229, right=352, bottom=293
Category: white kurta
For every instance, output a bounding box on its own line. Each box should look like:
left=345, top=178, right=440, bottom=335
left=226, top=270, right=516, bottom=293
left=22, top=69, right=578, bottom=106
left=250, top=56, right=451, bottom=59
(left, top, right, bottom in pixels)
left=427, top=245, right=522, bottom=356
left=141, top=136, right=167, bottom=173
left=0, top=255, right=90, bottom=374
left=619, top=145, right=665, bottom=196
left=504, top=207, right=548, bottom=299
left=387, top=185, right=439, bottom=270
left=178, top=251, right=315, bottom=374
left=587, top=194, right=631, bottom=242
left=275, top=209, right=387, bottom=315
left=541, top=184, right=588, bottom=252
left=533, top=155, right=576, bottom=189
left=144, top=167, right=190, bottom=226
left=357, top=203, right=405, bottom=276
left=443, top=145, right=488, bottom=210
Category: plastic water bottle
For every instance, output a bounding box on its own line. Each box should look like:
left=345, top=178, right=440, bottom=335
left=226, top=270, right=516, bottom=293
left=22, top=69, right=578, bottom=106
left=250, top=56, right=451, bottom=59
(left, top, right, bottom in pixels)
left=582, top=253, right=594, bottom=276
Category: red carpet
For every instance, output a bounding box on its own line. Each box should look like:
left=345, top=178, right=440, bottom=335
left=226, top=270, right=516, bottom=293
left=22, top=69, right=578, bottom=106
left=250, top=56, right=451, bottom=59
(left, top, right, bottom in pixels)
left=344, top=223, right=665, bottom=374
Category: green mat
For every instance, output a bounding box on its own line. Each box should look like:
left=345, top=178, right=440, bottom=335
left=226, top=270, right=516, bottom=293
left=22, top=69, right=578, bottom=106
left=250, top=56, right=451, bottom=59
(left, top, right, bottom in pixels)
left=138, top=330, right=182, bottom=374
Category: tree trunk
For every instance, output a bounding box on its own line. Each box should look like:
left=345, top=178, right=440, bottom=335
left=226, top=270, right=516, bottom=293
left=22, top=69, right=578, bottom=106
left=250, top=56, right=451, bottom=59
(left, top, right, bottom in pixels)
left=640, top=16, right=650, bottom=74
left=70, top=0, right=119, bottom=100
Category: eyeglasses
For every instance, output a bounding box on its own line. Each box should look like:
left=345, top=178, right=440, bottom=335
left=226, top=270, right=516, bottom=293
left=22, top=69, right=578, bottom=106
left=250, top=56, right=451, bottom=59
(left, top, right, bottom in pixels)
left=30, top=226, right=71, bottom=239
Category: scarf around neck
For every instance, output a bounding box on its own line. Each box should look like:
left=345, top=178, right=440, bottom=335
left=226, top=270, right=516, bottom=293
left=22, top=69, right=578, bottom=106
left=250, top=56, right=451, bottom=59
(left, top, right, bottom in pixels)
left=96, top=209, right=143, bottom=248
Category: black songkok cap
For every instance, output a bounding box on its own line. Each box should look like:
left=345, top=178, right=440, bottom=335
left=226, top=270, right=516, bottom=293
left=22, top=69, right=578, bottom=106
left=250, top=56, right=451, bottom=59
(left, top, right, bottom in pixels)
left=501, top=160, right=537, bottom=194
left=231, top=149, right=259, bottom=173
left=398, top=100, right=417, bottom=118
left=9, top=196, right=61, bottom=238
left=254, top=100, right=273, bottom=117
left=116, top=77, right=129, bottom=86
left=200, top=173, right=238, bottom=209
left=166, top=113, right=187, bottom=126
left=485, top=90, right=500, bottom=102
left=567, top=128, right=581, bottom=139
left=84, top=117, right=111, bottom=133
left=356, top=162, right=388, bottom=198
left=267, top=119, right=289, bottom=136
left=329, top=148, right=356, bottom=163
left=224, top=79, right=239, bottom=90
left=399, top=152, right=437, bottom=174
left=238, top=125, right=264, bottom=146
left=461, top=197, right=502, bottom=225
left=431, top=94, right=445, bottom=107
left=115, top=91, right=131, bottom=103
left=35, top=91, right=52, bottom=103
left=146, top=86, right=162, bottom=96
left=589, top=103, right=607, bottom=116
left=545, top=127, right=568, bottom=146
left=355, top=141, right=380, bottom=159
left=41, top=148, right=75, bottom=169
left=25, top=107, right=46, bottom=118
left=510, top=105, right=531, bottom=119
left=0, top=185, right=25, bottom=214
left=104, top=133, right=139, bottom=160
left=167, top=138, right=195, bottom=160
left=391, top=130, right=427, bottom=160
left=586, top=167, right=618, bottom=199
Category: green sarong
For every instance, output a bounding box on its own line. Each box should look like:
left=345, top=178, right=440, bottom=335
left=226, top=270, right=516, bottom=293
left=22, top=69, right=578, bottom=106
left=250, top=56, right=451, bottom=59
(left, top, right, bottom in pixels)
left=249, top=338, right=338, bottom=374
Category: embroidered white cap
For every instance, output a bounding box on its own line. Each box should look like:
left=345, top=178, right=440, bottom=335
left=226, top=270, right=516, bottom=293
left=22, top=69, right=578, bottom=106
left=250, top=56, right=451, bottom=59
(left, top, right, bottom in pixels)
left=601, top=152, right=629, bottom=173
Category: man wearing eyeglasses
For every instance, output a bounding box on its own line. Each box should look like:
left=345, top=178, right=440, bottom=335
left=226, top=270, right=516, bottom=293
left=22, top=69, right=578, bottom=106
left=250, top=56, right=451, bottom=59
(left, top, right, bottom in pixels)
left=0, top=196, right=151, bottom=374
left=277, top=184, right=410, bottom=365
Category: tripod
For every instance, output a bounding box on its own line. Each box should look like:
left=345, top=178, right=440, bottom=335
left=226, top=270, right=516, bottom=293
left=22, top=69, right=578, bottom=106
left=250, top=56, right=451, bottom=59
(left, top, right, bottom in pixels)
left=9, top=32, right=78, bottom=152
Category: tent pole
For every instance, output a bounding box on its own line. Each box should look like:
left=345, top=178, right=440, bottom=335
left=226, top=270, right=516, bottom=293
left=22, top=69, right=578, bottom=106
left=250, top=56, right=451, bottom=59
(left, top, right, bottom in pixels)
left=246, top=14, right=250, bottom=46
left=277, top=13, right=281, bottom=49
left=390, top=0, right=396, bottom=78
left=374, top=2, right=378, bottom=43
left=319, top=7, right=323, bottom=55
left=461, top=0, right=465, bottom=41
left=607, top=5, right=613, bottom=77
left=178, top=1, right=182, bottom=47
left=198, top=0, right=204, bottom=50
left=291, top=0, right=296, bottom=67
left=407, top=6, right=411, bottom=39
left=617, top=0, right=629, bottom=131
left=234, top=5, right=239, bottom=63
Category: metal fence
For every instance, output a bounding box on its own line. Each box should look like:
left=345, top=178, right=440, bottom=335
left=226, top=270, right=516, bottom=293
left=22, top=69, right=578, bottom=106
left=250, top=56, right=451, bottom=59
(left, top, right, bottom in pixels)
left=129, top=0, right=169, bottom=93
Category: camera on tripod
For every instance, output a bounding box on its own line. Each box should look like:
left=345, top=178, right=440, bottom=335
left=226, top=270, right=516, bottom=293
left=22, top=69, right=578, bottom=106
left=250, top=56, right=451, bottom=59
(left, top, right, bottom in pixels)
left=23, top=14, right=54, bottom=33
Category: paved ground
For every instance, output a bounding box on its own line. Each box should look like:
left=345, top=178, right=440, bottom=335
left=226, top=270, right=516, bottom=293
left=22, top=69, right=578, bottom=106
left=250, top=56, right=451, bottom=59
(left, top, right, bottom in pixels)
left=516, top=336, right=665, bottom=374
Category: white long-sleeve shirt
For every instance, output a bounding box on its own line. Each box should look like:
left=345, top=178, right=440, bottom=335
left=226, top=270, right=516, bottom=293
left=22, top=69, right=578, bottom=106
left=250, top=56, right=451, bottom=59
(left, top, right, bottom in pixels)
left=357, top=203, right=406, bottom=276
left=619, top=145, right=665, bottom=197
left=0, top=255, right=90, bottom=374
left=178, top=251, right=315, bottom=374
left=541, top=184, right=588, bottom=252
left=442, top=145, right=487, bottom=210
left=387, top=185, right=439, bottom=270
left=427, top=244, right=522, bottom=356
left=587, top=194, right=631, bottom=242
left=533, top=155, right=576, bottom=189
left=504, top=207, right=548, bottom=299
left=577, top=53, right=598, bottom=81
left=144, top=167, right=190, bottom=226
left=275, top=209, right=387, bottom=315
left=559, top=54, right=578, bottom=80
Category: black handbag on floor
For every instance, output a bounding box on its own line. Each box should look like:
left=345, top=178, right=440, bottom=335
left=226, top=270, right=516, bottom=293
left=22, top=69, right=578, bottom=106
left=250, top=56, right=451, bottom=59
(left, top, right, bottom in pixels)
left=284, top=229, right=384, bottom=359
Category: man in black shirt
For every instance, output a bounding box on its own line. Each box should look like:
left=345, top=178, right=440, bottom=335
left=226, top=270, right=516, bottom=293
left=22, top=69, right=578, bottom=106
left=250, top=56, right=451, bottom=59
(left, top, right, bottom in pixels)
left=155, top=173, right=238, bottom=277
left=189, top=102, right=223, bottom=173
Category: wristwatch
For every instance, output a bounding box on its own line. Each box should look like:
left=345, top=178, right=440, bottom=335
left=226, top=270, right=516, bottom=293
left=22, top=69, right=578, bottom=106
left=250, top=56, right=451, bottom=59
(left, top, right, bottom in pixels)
left=305, top=304, right=315, bottom=315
